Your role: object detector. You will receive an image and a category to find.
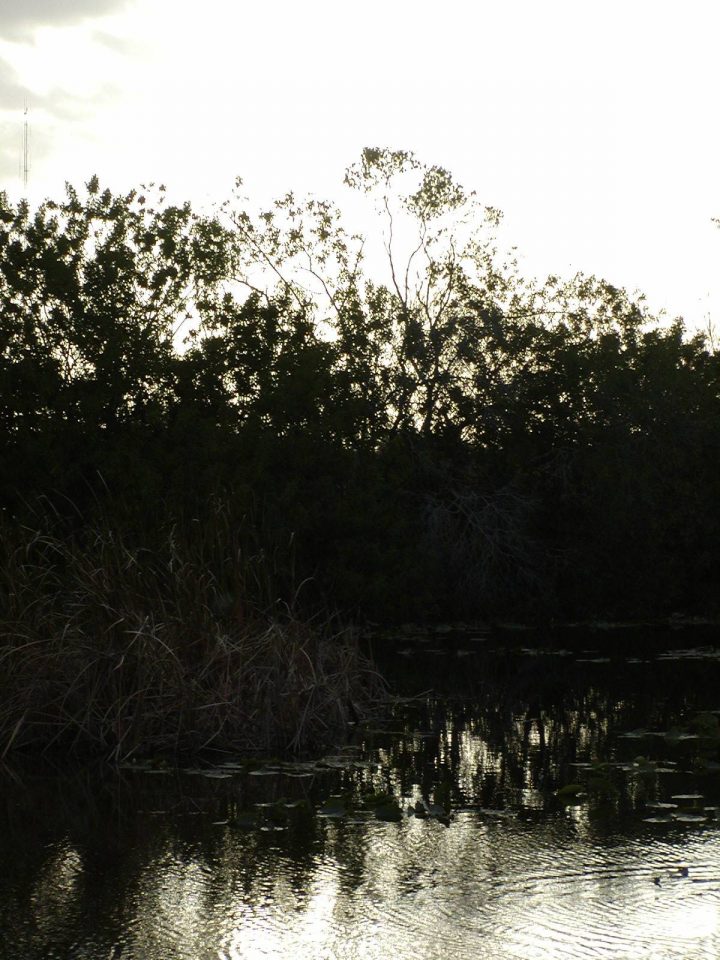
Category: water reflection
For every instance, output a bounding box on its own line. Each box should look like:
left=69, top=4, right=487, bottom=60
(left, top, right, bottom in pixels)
left=2, top=633, right=720, bottom=959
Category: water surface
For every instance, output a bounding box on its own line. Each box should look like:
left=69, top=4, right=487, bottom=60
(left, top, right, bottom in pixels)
left=2, top=628, right=720, bottom=959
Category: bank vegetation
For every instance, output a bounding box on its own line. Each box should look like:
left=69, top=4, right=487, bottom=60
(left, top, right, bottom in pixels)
left=2, top=148, right=719, bottom=756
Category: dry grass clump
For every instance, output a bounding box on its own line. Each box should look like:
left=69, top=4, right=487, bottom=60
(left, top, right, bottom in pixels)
left=0, top=509, right=383, bottom=762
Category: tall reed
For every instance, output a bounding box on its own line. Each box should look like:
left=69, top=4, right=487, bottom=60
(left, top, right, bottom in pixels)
left=0, top=503, right=383, bottom=761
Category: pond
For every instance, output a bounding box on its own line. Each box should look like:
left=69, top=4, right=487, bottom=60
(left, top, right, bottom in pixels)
left=2, top=627, right=720, bottom=959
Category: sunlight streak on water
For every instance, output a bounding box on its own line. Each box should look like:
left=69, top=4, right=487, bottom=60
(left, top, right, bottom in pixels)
left=129, top=851, right=212, bottom=960
left=29, top=841, right=83, bottom=945
left=145, top=818, right=720, bottom=960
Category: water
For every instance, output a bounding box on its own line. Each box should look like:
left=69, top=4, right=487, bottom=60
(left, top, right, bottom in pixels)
left=2, top=629, right=720, bottom=959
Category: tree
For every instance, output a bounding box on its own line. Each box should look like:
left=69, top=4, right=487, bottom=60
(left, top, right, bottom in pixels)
left=0, top=179, right=220, bottom=437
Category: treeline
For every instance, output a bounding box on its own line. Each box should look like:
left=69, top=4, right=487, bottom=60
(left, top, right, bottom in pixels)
left=2, top=148, right=720, bottom=621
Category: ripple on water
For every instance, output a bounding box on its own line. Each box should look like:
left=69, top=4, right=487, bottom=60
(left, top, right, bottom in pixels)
left=222, top=817, right=720, bottom=960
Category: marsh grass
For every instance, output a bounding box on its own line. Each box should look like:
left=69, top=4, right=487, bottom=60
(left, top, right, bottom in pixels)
left=0, top=503, right=383, bottom=762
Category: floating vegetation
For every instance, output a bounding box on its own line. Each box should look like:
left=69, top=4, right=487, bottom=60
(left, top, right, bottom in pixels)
left=556, top=783, right=585, bottom=799
left=658, top=648, right=720, bottom=661
left=407, top=797, right=451, bottom=824
left=232, top=811, right=259, bottom=830
left=693, top=759, right=720, bottom=773
left=317, top=797, right=349, bottom=819
left=619, top=721, right=711, bottom=745
left=620, top=757, right=678, bottom=776
left=664, top=729, right=700, bottom=743
left=373, top=803, right=403, bottom=822
left=688, top=712, right=720, bottom=739
left=317, top=756, right=373, bottom=771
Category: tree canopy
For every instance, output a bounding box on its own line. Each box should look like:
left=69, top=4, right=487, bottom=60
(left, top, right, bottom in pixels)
left=2, top=149, right=719, bottom=620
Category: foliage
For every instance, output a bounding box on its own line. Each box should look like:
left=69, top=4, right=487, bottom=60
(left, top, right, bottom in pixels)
left=2, top=150, right=720, bottom=627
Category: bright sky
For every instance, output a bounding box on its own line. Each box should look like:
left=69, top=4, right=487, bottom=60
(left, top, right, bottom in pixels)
left=1, top=0, right=719, bottom=330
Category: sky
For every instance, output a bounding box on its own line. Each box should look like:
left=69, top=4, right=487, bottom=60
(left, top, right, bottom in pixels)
left=1, top=0, right=719, bottom=330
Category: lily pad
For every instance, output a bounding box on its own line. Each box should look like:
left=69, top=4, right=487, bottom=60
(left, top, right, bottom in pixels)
left=233, top=812, right=259, bottom=829
left=689, top=712, right=720, bottom=739
left=360, top=790, right=397, bottom=808
left=317, top=797, right=349, bottom=818
left=664, top=730, right=699, bottom=743
left=318, top=756, right=371, bottom=770
left=694, top=759, right=720, bottom=773
left=374, top=804, right=403, bottom=822
left=556, top=783, right=585, bottom=798
left=659, top=648, right=720, bottom=661
left=630, top=757, right=657, bottom=772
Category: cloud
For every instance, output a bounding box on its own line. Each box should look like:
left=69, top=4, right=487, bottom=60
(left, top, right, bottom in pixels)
left=0, top=49, right=108, bottom=119
left=0, top=43, right=125, bottom=189
left=90, top=28, right=146, bottom=57
left=0, top=58, right=25, bottom=110
left=0, top=1, right=130, bottom=40
left=0, top=120, right=23, bottom=184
